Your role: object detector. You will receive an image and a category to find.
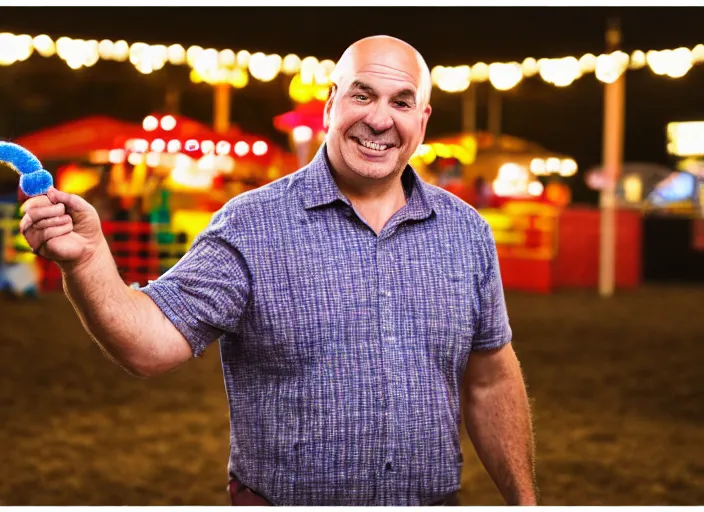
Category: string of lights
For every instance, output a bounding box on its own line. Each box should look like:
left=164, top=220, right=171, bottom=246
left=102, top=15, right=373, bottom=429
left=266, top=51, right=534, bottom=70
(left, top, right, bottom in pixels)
left=0, top=32, right=703, bottom=98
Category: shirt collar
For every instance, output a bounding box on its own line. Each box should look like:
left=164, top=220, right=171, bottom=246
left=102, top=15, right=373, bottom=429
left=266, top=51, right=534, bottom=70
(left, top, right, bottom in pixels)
left=302, top=143, right=435, bottom=222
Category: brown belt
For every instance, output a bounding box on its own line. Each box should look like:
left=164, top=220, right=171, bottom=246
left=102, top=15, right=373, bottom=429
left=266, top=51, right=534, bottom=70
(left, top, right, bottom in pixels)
left=227, top=478, right=458, bottom=506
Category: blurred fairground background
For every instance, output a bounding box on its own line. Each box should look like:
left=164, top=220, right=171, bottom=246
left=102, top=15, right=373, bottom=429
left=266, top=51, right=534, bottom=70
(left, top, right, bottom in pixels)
left=0, top=5, right=702, bottom=506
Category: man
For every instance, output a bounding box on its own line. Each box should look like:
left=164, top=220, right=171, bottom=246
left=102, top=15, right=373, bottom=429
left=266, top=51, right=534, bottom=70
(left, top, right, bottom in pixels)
left=20, top=35, right=537, bottom=506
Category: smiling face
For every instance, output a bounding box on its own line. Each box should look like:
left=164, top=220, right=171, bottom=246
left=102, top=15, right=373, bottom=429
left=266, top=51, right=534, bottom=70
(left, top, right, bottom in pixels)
left=324, top=36, right=432, bottom=183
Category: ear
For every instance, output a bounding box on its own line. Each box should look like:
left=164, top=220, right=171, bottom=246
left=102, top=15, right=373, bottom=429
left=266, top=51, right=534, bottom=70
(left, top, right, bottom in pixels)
left=419, top=103, right=432, bottom=143
left=323, top=85, right=337, bottom=130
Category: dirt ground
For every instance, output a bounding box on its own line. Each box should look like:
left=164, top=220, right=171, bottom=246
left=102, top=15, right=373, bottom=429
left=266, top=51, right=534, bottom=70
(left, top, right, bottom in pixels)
left=0, top=284, right=702, bottom=506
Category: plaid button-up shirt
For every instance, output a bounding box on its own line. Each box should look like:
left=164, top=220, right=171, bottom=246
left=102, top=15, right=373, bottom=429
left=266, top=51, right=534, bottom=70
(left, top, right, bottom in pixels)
left=141, top=144, right=512, bottom=505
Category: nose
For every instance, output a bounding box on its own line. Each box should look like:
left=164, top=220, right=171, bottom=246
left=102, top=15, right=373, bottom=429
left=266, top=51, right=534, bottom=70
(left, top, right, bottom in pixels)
left=364, top=102, right=394, bottom=133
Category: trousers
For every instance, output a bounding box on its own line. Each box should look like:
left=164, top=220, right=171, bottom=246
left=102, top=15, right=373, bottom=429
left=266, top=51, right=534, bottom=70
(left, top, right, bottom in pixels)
left=227, top=478, right=458, bottom=506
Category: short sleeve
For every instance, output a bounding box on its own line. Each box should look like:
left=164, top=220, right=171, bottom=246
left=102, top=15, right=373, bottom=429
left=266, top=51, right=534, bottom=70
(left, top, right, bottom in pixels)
left=472, top=221, right=513, bottom=351
left=139, top=227, right=250, bottom=358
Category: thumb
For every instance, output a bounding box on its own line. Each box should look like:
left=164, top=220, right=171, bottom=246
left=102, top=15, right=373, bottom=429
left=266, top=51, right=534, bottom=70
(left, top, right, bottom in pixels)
left=47, top=187, right=91, bottom=213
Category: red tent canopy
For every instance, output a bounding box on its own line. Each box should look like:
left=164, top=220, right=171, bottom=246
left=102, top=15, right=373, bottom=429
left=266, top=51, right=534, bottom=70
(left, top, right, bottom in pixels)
left=13, top=116, right=143, bottom=161
left=14, top=114, right=286, bottom=166
left=120, top=113, right=284, bottom=166
left=273, top=101, right=326, bottom=134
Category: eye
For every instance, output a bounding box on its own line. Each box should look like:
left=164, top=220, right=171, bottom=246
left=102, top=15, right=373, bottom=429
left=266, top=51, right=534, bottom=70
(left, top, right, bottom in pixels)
left=395, top=101, right=411, bottom=108
left=353, top=94, right=368, bottom=102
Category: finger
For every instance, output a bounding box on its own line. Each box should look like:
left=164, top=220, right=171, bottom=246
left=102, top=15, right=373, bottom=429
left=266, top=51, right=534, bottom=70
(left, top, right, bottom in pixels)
left=19, top=194, right=52, bottom=214
left=35, top=223, right=74, bottom=251
left=47, top=187, right=92, bottom=213
left=33, top=214, right=72, bottom=230
left=26, top=203, right=66, bottom=223
left=19, top=212, right=34, bottom=235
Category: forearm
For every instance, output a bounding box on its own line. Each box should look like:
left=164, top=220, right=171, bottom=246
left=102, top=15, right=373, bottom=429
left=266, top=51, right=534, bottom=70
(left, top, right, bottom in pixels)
left=463, top=367, right=537, bottom=505
left=58, top=238, right=175, bottom=376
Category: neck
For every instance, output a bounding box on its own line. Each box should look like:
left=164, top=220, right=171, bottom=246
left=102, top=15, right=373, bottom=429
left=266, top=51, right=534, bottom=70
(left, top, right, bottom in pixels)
left=326, top=152, right=408, bottom=234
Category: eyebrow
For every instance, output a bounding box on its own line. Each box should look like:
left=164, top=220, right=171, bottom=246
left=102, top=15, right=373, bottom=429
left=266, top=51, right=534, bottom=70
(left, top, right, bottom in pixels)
left=349, top=80, right=418, bottom=104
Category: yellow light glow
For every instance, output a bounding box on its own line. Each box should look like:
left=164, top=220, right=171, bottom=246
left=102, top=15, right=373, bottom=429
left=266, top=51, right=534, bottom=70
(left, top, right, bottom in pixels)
left=546, top=157, right=561, bottom=173
left=190, top=68, right=203, bottom=84
left=186, top=45, right=203, bottom=67
left=283, top=53, right=301, bottom=74
left=559, top=158, right=578, bottom=177
left=234, top=141, right=249, bottom=156
left=470, top=62, right=489, bottom=82
left=293, top=125, right=313, bottom=144
left=300, top=56, right=319, bottom=73
left=249, top=52, right=280, bottom=82
left=15, top=34, right=34, bottom=61
left=142, top=115, right=158, bottom=131
left=219, top=48, right=236, bottom=67
left=236, top=50, right=251, bottom=68
left=167, top=139, right=182, bottom=153
left=530, top=158, right=547, bottom=176
left=623, top=174, right=642, bottom=203
left=578, top=53, right=597, bottom=74
left=528, top=181, right=544, bottom=196
left=137, top=59, right=153, bottom=74
left=127, top=152, right=144, bottom=166
left=112, top=40, right=129, bottom=62
left=129, top=42, right=148, bottom=65
left=167, top=44, right=185, bottom=65
left=252, top=140, right=268, bottom=156
left=667, top=47, right=693, bottom=78
left=289, top=72, right=314, bottom=103
left=0, top=33, right=17, bottom=66
left=33, top=34, right=55, bottom=57
left=151, top=138, right=166, bottom=152
left=201, top=140, right=215, bottom=154
left=693, top=44, right=704, bottom=63
left=148, top=44, right=168, bottom=70
left=160, top=115, right=176, bottom=131
left=595, top=53, right=625, bottom=84
left=6, top=31, right=704, bottom=96
left=216, top=141, right=231, bottom=155
left=521, top=57, right=539, bottom=77
left=630, top=50, right=646, bottom=69
left=539, top=57, right=581, bottom=87
left=146, top=152, right=161, bottom=167
left=667, top=121, right=704, bottom=157
left=229, top=68, right=249, bottom=88
left=97, top=39, right=113, bottom=60
left=488, top=62, right=522, bottom=91
left=108, top=149, right=126, bottom=164
left=437, top=65, right=471, bottom=92
left=646, top=50, right=668, bottom=75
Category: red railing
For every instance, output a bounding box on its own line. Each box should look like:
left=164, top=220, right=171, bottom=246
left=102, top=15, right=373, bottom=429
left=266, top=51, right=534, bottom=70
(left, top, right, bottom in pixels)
left=37, top=221, right=190, bottom=292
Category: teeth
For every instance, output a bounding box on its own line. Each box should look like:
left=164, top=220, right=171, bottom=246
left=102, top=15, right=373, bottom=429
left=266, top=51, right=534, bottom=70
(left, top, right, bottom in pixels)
left=359, top=139, right=389, bottom=151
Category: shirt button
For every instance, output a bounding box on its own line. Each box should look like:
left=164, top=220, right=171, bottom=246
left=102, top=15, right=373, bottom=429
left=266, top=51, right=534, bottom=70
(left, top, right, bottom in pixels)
left=385, top=462, right=393, bottom=471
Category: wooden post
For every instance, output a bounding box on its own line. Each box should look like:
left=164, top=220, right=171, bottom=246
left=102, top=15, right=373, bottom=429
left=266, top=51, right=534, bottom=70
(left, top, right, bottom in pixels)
left=213, top=83, right=230, bottom=134
left=599, top=19, right=626, bottom=297
left=488, top=86, right=502, bottom=140
left=462, top=85, right=477, bottom=134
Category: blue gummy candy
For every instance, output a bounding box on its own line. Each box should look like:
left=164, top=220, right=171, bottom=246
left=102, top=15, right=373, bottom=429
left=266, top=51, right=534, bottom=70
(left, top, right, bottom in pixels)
left=0, top=142, right=43, bottom=175
left=20, top=170, right=53, bottom=197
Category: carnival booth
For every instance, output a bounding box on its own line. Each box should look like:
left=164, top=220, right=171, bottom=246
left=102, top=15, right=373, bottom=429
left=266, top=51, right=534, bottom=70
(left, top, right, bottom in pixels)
left=9, top=114, right=292, bottom=291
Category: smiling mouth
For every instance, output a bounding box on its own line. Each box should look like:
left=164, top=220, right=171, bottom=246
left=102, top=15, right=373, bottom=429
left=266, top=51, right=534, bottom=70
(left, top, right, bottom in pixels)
left=352, top=137, right=395, bottom=152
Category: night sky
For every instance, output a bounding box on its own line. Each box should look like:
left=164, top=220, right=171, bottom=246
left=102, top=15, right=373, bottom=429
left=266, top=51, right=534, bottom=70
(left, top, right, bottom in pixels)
left=2, top=6, right=704, bottom=203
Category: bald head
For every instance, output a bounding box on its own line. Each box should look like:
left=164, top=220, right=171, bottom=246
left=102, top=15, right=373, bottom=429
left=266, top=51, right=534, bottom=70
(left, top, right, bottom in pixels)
left=330, top=35, right=432, bottom=107
left=323, top=35, right=433, bottom=185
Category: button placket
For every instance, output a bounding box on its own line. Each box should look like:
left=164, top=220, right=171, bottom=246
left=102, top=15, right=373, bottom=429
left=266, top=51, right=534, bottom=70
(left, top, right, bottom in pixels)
left=376, top=238, right=398, bottom=477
